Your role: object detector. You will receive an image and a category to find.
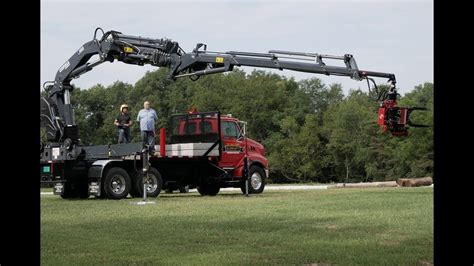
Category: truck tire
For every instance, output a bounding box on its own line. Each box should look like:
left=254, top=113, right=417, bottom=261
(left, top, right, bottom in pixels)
left=77, top=181, right=90, bottom=199
left=60, top=178, right=89, bottom=199
left=179, top=185, right=190, bottom=193
left=134, top=167, right=162, bottom=198
left=197, top=184, right=220, bottom=196
left=240, top=165, right=266, bottom=194
left=103, top=167, right=131, bottom=200
left=129, top=172, right=141, bottom=198
left=60, top=180, right=79, bottom=199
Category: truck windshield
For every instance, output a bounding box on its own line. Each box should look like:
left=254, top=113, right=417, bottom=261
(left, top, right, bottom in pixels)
left=221, top=121, right=239, bottom=138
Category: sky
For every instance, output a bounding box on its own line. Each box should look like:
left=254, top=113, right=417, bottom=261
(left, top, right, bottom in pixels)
left=41, top=0, right=433, bottom=96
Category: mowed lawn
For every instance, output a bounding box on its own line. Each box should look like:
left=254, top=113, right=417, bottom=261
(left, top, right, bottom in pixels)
left=41, top=187, right=433, bottom=265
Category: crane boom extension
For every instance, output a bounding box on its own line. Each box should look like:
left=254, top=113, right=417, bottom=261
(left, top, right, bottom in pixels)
left=41, top=28, right=417, bottom=146
left=170, top=47, right=395, bottom=83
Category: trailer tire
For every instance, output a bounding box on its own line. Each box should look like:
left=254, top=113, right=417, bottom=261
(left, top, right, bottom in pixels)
left=134, top=167, right=162, bottom=198
left=104, top=167, right=131, bottom=200
left=197, top=184, right=220, bottom=196
left=240, top=165, right=266, bottom=194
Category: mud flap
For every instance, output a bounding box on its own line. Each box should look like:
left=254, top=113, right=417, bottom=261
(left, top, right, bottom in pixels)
left=54, top=183, right=64, bottom=195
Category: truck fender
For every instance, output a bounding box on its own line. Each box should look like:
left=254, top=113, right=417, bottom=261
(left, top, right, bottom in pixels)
left=249, top=160, right=268, bottom=177
left=233, top=159, right=267, bottom=178
left=87, top=159, right=122, bottom=196
left=88, top=159, right=123, bottom=178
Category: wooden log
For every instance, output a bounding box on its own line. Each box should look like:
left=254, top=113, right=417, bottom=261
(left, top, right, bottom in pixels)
left=396, top=177, right=433, bottom=187
left=334, top=181, right=398, bottom=188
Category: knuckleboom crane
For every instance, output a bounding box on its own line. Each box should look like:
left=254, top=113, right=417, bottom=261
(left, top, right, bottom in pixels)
left=41, top=27, right=426, bottom=155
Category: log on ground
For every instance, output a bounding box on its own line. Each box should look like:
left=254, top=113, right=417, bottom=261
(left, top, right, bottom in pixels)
left=396, top=177, right=433, bottom=187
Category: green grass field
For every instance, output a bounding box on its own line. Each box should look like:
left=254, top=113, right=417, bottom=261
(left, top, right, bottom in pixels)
left=41, top=187, right=433, bottom=265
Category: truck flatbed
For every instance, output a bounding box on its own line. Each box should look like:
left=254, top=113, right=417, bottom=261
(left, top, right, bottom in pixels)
left=44, top=142, right=220, bottom=162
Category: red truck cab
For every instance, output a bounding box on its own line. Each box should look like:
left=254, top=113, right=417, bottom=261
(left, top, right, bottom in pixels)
left=171, top=111, right=268, bottom=194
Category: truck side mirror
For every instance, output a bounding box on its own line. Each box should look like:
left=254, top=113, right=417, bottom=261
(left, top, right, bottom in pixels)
left=237, top=128, right=245, bottom=140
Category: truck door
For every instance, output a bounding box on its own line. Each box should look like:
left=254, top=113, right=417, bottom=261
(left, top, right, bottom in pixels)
left=219, top=121, right=246, bottom=170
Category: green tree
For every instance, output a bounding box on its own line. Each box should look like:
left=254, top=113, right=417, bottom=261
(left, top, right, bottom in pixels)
left=324, top=90, right=374, bottom=182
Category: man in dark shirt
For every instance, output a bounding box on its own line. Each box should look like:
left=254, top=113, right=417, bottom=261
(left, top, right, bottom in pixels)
left=114, top=104, right=133, bottom=144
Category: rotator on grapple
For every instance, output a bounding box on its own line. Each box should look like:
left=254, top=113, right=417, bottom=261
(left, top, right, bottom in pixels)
left=363, top=76, right=428, bottom=136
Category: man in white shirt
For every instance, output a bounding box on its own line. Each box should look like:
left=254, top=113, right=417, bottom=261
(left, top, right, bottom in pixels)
left=137, top=101, right=158, bottom=153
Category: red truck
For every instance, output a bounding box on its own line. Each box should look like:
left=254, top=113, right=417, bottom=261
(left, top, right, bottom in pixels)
left=40, top=111, right=268, bottom=199
left=167, top=111, right=268, bottom=195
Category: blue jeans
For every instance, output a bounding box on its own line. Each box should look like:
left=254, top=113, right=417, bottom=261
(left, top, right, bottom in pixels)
left=118, top=128, right=130, bottom=144
left=141, top=130, right=155, bottom=152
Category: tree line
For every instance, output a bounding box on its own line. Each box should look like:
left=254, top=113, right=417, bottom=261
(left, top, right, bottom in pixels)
left=49, top=68, right=433, bottom=183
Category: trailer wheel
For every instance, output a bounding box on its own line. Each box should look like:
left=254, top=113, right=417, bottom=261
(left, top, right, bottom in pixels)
left=197, top=184, right=220, bottom=196
left=104, top=167, right=131, bottom=200
left=240, top=166, right=266, bottom=194
left=134, top=167, right=162, bottom=198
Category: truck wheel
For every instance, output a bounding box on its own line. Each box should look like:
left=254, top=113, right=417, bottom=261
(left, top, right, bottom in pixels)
left=61, top=180, right=79, bottom=199
left=129, top=172, right=141, bottom=198
left=179, top=185, right=190, bottom=193
left=77, top=181, right=90, bottom=199
left=240, top=166, right=266, bottom=194
left=134, top=167, right=162, bottom=198
left=197, top=184, right=220, bottom=196
left=104, top=167, right=131, bottom=200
